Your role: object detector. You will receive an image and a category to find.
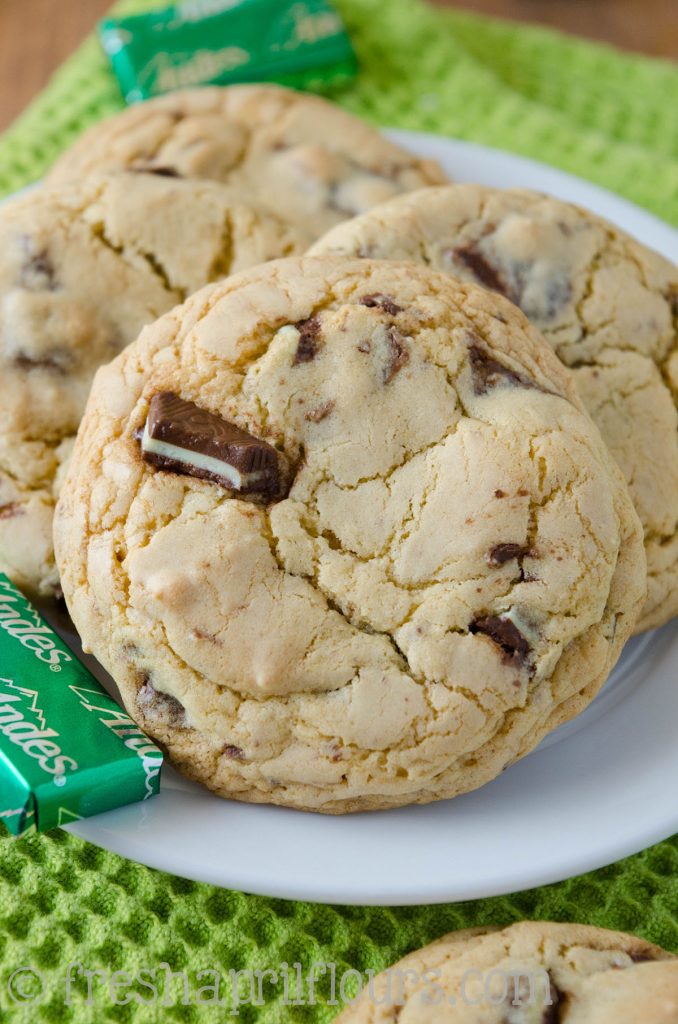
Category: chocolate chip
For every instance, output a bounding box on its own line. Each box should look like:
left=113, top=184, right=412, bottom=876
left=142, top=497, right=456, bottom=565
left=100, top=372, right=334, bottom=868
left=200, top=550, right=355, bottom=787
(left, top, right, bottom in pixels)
left=141, top=392, right=283, bottom=497
left=470, top=614, right=531, bottom=668
left=137, top=677, right=185, bottom=726
left=304, top=400, right=335, bottom=423
left=468, top=342, right=535, bottom=395
left=495, top=489, right=507, bottom=498
left=293, top=316, right=321, bottom=364
left=489, top=543, right=529, bottom=565
left=360, top=293, right=403, bottom=316
left=383, top=327, right=409, bottom=384
left=0, top=503, right=23, bottom=519
left=453, top=245, right=508, bottom=296
left=222, top=744, right=244, bottom=760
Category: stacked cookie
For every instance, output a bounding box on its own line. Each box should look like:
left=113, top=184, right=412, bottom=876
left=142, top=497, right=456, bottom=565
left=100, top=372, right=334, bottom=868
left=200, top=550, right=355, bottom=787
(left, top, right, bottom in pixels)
left=4, top=84, right=675, bottom=814
left=0, top=85, right=443, bottom=598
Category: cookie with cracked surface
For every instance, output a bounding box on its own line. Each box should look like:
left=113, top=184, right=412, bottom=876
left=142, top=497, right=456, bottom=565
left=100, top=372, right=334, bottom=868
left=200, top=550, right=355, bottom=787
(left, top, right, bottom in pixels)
left=54, top=256, right=645, bottom=812
left=334, top=921, right=677, bottom=1022
left=0, top=172, right=302, bottom=597
left=47, top=84, right=447, bottom=246
left=309, top=183, right=678, bottom=632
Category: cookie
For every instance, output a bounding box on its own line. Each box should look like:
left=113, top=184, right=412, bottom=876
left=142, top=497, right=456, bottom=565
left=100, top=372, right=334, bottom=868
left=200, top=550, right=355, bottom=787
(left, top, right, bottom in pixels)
left=47, top=84, right=447, bottom=245
left=54, top=257, right=645, bottom=813
left=334, top=921, right=677, bottom=1022
left=0, top=172, right=302, bottom=597
left=309, top=183, right=678, bottom=633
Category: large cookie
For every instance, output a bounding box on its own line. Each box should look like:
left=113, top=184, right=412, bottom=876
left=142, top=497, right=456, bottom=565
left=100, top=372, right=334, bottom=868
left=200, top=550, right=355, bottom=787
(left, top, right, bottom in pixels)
left=309, top=184, right=678, bottom=632
left=334, top=921, right=677, bottom=1022
left=47, top=85, right=446, bottom=245
left=54, top=257, right=645, bottom=813
left=0, top=172, right=302, bottom=597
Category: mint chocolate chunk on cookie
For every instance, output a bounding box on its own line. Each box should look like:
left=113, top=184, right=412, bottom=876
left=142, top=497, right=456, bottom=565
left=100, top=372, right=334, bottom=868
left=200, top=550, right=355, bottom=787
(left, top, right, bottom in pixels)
left=141, top=392, right=281, bottom=495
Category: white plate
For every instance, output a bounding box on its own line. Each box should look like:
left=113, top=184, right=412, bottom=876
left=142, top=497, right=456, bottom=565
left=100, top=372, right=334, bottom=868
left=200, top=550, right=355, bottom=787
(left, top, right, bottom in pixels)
left=55, top=132, right=678, bottom=905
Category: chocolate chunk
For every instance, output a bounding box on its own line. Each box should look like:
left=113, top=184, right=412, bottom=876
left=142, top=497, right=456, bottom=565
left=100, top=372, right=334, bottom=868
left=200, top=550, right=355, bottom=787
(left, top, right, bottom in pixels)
left=470, top=614, right=531, bottom=668
left=628, top=949, right=660, bottom=963
left=222, top=744, right=244, bottom=760
left=541, top=977, right=564, bottom=1024
left=130, top=165, right=181, bottom=178
left=14, top=349, right=72, bottom=374
left=453, top=245, right=508, bottom=296
left=137, top=678, right=185, bottom=726
left=192, top=627, right=222, bottom=644
left=468, top=343, right=535, bottom=395
left=304, top=400, right=335, bottom=423
left=360, top=293, right=403, bottom=316
left=19, top=239, right=57, bottom=291
left=505, top=973, right=563, bottom=1023
left=383, top=327, right=409, bottom=384
left=0, top=502, right=23, bottom=519
left=495, top=489, right=507, bottom=498
left=293, top=316, right=321, bottom=364
left=521, top=275, right=572, bottom=324
left=141, top=392, right=281, bottom=496
left=489, top=543, right=529, bottom=565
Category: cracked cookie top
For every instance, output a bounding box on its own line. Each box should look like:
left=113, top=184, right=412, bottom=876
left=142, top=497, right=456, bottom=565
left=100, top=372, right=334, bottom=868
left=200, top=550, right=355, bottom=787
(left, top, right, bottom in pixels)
left=335, top=921, right=677, bottom=1022
left=54, top=257, right=645, bottom=813
left=0, top=172, right=302, bottom=597
left=309, top=183, right=678, bottom=632
left=47, top=84, right=447, bottom=245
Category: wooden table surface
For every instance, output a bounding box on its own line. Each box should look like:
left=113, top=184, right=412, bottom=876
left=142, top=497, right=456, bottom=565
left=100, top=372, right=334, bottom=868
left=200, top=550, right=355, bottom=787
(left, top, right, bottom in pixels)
left=0, top=0, right=676, bottom=132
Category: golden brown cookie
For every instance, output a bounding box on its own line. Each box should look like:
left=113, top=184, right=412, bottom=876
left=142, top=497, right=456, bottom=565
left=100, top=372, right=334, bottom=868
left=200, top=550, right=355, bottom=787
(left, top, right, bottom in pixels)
left=55, top=257, right=645, bottom=812
left=334, top=921, right=677, bottom=1022
left=0, top=172, right=302, bottom=596
left=310, top=183, right=678, bottom=632
left=47, top=84, right=447, bottom=245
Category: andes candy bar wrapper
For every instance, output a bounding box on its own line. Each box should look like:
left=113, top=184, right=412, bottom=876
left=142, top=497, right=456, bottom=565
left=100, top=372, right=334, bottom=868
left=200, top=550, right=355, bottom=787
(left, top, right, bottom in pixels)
left=0, top=575, right=163, bottom=837
left=99, top=0, right=357, bottom=103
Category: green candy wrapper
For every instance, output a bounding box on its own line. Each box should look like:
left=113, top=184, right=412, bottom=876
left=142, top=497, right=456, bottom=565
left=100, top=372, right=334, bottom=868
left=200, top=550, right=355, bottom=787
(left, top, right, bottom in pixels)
left=99, top=0, right=357, bottom=103
left=0, top=575, right=163, bottom=837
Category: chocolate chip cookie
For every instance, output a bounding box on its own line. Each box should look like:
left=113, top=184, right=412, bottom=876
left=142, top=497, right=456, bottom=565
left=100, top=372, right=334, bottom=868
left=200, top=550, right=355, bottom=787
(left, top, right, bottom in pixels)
left=0, top=173, right=303, bottom=597
left=47, top=84, right=447, bottom=246
left=54, top=256, right=645, bottom=812
left=310, top=184, right=678, bottom=632
left=334, top=921, right=677, bottom=1022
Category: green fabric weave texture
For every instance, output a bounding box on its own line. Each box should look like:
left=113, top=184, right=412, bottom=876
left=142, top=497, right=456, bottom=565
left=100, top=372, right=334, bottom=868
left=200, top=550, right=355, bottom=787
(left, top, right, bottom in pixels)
left=1, top=1, right=678, bottom=1020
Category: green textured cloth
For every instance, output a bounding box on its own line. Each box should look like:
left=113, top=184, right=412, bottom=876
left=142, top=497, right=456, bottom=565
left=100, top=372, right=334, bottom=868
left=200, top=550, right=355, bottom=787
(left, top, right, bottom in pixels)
left=1, top=1, right=678, bottom=1020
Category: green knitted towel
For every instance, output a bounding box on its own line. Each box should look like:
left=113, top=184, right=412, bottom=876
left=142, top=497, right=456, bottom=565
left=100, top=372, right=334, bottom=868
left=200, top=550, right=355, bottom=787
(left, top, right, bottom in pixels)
left=1, top=1, right=678, bottom=1020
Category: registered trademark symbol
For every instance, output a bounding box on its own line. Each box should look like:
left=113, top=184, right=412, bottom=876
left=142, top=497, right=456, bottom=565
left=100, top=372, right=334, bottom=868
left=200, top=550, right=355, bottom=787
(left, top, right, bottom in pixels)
left=50, top=664, right=61, bottom=672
